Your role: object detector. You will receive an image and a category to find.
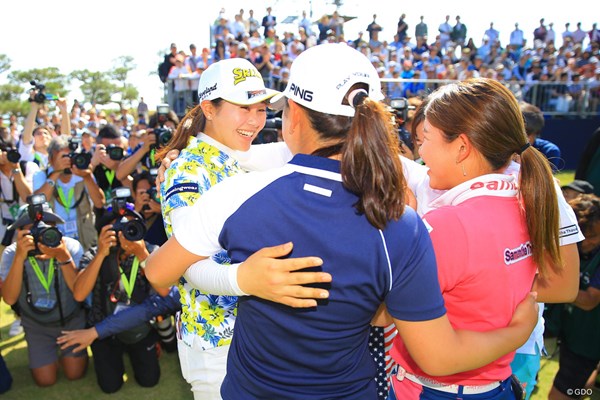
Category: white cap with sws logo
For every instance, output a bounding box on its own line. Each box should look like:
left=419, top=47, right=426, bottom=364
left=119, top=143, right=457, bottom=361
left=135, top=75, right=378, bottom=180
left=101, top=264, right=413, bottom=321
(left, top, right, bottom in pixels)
left=197, top=58, right=281, bottom=106
left=270, top=43, right=384, bottom=117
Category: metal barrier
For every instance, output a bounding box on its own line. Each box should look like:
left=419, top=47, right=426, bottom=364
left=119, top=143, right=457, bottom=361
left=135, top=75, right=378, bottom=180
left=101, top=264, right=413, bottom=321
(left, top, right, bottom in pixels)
left=380, top=78, right=600, bottom=117
left=163, top=78, right=199, bottom=118
left=163, top=77, right=600, bottom=118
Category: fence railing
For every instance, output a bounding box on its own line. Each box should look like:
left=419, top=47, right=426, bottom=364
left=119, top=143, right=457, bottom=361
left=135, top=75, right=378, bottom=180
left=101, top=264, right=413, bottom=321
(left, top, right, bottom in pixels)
left=380, top=78, right=600, bottom=117
left=163, top=78, right=600, bottom=118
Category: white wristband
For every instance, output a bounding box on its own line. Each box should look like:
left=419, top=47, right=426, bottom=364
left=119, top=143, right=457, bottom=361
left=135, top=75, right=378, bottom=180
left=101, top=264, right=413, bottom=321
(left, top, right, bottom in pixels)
left=183, top=259, right=249, bottom=296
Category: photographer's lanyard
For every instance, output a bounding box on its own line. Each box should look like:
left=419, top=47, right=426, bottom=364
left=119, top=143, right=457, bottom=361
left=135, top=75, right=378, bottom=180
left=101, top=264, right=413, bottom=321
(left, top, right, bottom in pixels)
left=56, top=186, right=74, bottom=217
left=28, top=257, right=55, bottom=293
left=149, top=148, right=156, bottom=167
left=119, top=257, right=140, bottom=300
left=104, top=168, right=115, bottom=186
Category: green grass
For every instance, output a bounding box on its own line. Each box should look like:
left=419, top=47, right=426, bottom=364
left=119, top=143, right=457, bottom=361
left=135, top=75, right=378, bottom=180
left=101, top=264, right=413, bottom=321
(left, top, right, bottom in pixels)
left=0, top=300, right=191, bottom=400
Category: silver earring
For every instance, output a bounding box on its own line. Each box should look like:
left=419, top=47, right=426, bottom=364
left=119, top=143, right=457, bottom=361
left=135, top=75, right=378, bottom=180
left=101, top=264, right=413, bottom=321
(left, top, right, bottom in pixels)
left=461, top=163, right=467, bottom=176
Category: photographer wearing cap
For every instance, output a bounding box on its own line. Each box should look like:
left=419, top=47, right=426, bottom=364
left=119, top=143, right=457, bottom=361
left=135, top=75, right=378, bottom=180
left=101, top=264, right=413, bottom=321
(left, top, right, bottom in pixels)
left=33, top=136, right=105, bottom=251
left=89, top=124, right=130, bottom=207
left=0, top=196, right=86, bottom=387
left=71, top=187, right=162, bottom=393
left=0, top=140, right=38, bottom=252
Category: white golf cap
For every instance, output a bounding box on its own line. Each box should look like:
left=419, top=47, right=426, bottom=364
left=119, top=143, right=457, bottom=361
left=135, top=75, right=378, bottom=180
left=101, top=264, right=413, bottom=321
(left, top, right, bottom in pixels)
left=271, top=43, right=384, bottom=117
left=197, top=58, right=280, bottom=105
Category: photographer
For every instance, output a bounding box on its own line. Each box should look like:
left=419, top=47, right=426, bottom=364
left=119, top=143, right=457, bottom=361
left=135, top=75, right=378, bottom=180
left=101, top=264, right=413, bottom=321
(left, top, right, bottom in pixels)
left=32, top=136, right=105, bottom=251
left=20, top=95, right=71, bottom=171
left=71, top=188, right=161, bottom=393
left=90, top=124, right=130, bottom=206
left=0, top=199, right=86, bottom=387
left=0, top=141, right=38, bottom=251
left=131, top=171, right=167, bottom=246
left=116, top=106, right=178, bottom=182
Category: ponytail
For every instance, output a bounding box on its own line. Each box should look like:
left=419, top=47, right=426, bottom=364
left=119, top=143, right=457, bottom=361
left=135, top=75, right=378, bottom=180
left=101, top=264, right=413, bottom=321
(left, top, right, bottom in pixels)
left=340, top=90, right=406, bottom=230
left=155, top=100, right=223, bottom=161
left=303, top=84, right=406, bottom=230
left=426, top=79, right=563, bottom=277
left=518, top=144, right=562, bottom=277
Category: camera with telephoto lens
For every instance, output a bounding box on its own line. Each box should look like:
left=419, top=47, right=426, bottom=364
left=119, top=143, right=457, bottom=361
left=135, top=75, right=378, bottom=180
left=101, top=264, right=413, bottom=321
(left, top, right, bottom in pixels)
left=389, top=97, right=414, bottom=151
left=110, top=187, right=147, bottom=242
left=26, top=194, right=63, bottom=256
left=254, top=116, right=282, bottom=144
left=145, top=169, right=160, bottom=204
left=106, top=144, right=124, bottom=161
left=28, top=80, right=58, bottom=104
left=152, top=104, right=173, bottom=147
left=68, top=137, right=92, bottom=170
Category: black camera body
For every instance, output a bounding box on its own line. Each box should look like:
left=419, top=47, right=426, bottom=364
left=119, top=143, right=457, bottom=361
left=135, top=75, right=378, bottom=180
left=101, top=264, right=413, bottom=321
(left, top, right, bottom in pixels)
left=68, top=138, right=92, bottom=170
left=152, top=104, right=173, bottom=148
left=106, top=144, right=124, bottom=161
left=110, top=187, right=147, bottom=242
left=26, top=194, right=63, bottom=256
left=7, top=149, right=21, bottom=164
left=28, top=80, right=56, bottom=104
left=254, top=117, right=282, bottom=144
left=152, top=127, right=173, bottom=147
left=389, top=97, right=414, bottom=151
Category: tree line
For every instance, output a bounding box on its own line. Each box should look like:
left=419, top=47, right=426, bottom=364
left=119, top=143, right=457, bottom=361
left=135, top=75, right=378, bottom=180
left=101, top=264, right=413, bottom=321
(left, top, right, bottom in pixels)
left=0, top=54, right=140, bottom=117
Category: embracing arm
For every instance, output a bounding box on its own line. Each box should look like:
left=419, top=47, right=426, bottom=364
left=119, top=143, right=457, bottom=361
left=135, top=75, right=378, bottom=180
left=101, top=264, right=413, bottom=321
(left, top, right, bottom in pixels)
left=183, top=242, right=330, bottom=308
left=394, top=292, right=538, bottom=376
left=145, top=235, right=205, bottom=288
left=533, top=243, right=579, bottom=303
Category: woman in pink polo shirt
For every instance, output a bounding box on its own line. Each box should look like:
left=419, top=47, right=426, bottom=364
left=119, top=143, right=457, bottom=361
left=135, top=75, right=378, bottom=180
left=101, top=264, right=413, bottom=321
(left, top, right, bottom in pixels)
left=391, top=78, right=567, bottom=400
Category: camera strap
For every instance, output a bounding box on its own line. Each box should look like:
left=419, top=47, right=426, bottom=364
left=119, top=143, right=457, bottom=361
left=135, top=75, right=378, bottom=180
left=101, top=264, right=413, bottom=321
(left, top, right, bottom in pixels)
left=28, top=257, right=55, bottom=293
left=119, top=256, right=140, bottom=300
left=56, top=187, right=74, bottom=216
left=149, top=148, right=157, bottom=167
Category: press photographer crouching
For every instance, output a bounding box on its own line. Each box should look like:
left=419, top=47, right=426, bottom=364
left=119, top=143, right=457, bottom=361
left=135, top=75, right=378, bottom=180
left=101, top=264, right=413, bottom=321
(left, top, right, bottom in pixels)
left=0, top=194, right=87, bottom=387
left=71, top=187, right=161, bottom=393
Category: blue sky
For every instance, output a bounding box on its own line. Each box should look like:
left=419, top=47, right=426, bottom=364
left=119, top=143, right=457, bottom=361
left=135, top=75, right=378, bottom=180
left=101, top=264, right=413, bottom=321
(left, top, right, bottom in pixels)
left=2, top=0, right=597, bottom=110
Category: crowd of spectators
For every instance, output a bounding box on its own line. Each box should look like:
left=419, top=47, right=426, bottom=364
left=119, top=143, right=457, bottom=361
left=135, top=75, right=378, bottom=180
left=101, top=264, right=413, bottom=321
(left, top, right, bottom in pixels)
left=159, top=9, right=599, bottom=116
